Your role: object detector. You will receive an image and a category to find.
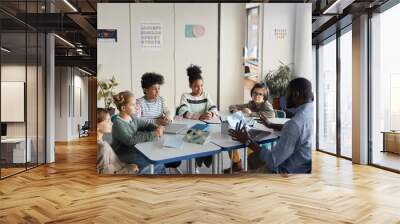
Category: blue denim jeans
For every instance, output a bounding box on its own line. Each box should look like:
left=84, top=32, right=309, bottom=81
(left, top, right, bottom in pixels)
left=132, top=149, right=165, bottom=175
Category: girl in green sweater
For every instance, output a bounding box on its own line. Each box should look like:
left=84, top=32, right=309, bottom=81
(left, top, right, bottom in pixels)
left=111, top=91, right=165, bottom=174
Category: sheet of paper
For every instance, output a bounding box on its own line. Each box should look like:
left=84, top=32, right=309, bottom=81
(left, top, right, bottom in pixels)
left=163, top=135, right=184, bottom=149
left=226, top=111, right=254, bottom=129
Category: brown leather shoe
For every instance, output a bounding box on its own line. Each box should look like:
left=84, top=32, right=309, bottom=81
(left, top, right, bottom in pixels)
left=223, top=160, right=243, bottom=173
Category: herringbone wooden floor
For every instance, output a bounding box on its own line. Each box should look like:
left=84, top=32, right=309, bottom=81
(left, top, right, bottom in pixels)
left=1, top=135, right=400, bottom=224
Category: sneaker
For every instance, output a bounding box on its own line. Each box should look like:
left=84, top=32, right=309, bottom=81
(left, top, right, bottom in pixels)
left=223, top=160, right=243, bottom=174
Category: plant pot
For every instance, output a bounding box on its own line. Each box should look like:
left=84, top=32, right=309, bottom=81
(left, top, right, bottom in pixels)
left=272, top=97, right=281, bottom=110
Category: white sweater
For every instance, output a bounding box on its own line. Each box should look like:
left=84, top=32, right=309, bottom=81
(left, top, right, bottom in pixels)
left=177, top=91, right=218, bottom=119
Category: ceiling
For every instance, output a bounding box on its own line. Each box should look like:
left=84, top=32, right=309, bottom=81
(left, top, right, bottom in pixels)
left=0, top=0, right=392, bottom=75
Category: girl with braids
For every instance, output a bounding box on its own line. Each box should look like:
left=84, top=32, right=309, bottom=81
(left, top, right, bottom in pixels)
left=177, top=64, right=219, bottom=172
left=111, top=91, right=165, bottom=174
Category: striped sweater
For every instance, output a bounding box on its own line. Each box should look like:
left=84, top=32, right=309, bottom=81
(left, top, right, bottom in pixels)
left=136, top=96, right=171, bottom=124
left=177, top=91, right=218, bottom=119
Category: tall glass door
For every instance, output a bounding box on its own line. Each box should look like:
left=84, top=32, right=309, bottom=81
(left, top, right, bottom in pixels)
left=317, top=36, right=337, bottom=155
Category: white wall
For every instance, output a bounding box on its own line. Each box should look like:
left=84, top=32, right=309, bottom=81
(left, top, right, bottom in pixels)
left=130, top=3, right=175, bottom=111
left=97, top=3, right=132, bottom=104
left=262, top=3, right=312, bottom=80
left=262, top=4, right=296, bottom=78
left=55, top=67, right=89, bottom=141
left=97, top=3, right=311, bottom=112
left=72, top=74, right=89, bottom=138
left=220, top=3, right=246, bottom=111
left=174, top=3, right=219, bottom=107
left=55, top=67, right=70, bottom=141
left=98, top=3, right=220, bottom=112
left=293, top=4, right=312, bottom=79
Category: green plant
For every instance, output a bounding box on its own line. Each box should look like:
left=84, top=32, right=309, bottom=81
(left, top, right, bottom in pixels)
left=97, top=75, right=118, bottom=109
left=264, top=61, right=293, bottom=97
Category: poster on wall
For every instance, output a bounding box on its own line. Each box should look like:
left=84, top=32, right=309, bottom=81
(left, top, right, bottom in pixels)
left=140, top=22, right=162, bottom=50
left=185, top=24, right=205, bottom=38
left=97, top=29, right=118, bottom=42
left=272, top=28, right=288, bottom=40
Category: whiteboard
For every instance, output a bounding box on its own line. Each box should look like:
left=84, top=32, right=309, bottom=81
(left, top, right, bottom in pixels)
left=1, top=82, right=25, bottom=122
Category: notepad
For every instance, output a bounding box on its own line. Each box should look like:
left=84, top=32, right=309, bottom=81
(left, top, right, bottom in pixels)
left=163, top=135, right=184, bottom=149
left=165, top=123, right=188, bottom=134
left=227, top=111, right=255, bottom=129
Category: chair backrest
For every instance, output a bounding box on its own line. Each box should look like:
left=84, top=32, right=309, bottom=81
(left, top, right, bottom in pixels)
left=82, top=121, right=90, bottom=129
left=275, top=110, right=286, bottom=118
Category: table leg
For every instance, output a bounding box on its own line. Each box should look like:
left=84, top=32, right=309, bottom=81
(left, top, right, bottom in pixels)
left=230, top=150, right=233, bottom=174
left=216, top=153, right=220, bottom=174
left=150, top=164, right=154, bottom=174
left=244, top=147, right=248, bottom=172
left=212, top=154, right=217, bottom=174
left=220, top=152, right=224, bottom=174
left=190, top=158, right=196, bottom=174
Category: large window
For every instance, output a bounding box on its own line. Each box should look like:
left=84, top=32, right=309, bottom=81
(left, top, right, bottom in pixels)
left=317, top=27, right=353, bottom=158
left=245, top=6, right=259, bottom=66
left=244, top=5, right=260, bottom=103
left=317, top=36, right=337, bottom=155
left=370, top=3, right=400, bottom=171
left=340, top=28, right=352, bottom=158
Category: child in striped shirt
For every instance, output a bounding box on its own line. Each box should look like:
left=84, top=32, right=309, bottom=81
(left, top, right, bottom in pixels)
left=136, top=72, right=172, bottom=126
left=177, top=65, right=219, bottom=171
left=136, top=72, right=181, bottom=172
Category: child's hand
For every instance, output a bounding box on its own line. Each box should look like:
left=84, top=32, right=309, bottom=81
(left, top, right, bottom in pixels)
left=242, top=108, right=252, bottom=115
left=257, top=112, right=272, bottom=128
left=163, top=115, right=172, bottom=124
left=156, top=117, right=169, bottom=126
left=155, top=126, right=164, bottom=138
left=199, top=112, right=213, bottom=120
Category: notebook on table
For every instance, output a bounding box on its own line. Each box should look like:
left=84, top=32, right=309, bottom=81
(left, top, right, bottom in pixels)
left=163, top=135, right=184, bottom=149
left=164, top=123, right=188, bottom=134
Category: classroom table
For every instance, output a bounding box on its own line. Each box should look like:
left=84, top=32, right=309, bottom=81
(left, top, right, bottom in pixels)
left=135, top=134, right=221, bottom=174
left=135, top=114, right=289, bottom=175
left=135, top=118, right=222, bottom=174
left=207, top=121, right=285, bottom=174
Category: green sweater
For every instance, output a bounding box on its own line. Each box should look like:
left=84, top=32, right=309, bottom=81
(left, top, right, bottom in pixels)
left=111, top=116, right=157, bottom=163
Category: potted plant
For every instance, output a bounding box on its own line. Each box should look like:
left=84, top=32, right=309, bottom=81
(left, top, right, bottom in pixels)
left=97, top=75, right=118, bottom=115
left=264, top=61, right=293, bottom=109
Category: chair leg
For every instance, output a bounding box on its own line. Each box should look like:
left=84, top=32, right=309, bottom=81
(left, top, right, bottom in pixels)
left=175, top=168, right=183, bottom=175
